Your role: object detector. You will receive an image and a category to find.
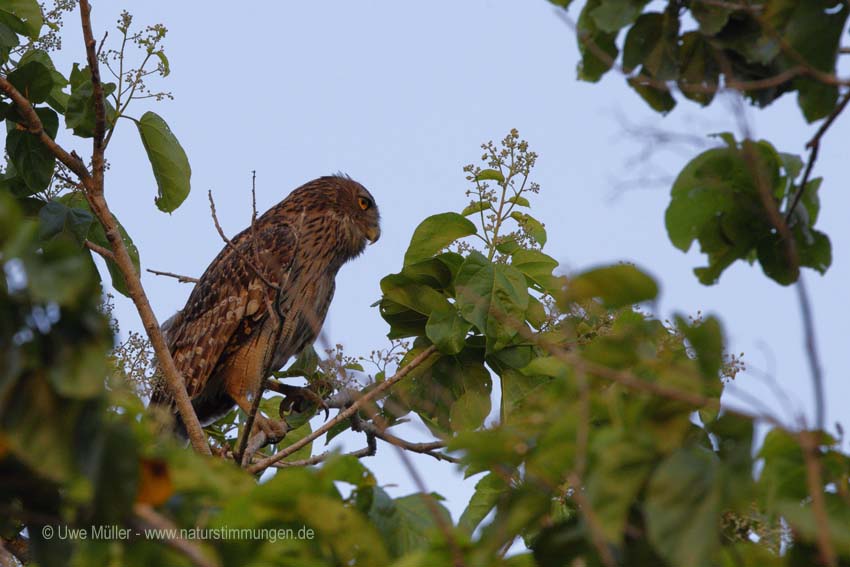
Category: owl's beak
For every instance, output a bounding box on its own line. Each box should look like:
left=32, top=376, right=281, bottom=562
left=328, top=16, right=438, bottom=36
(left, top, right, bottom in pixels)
left=365, top=225, right=381, bottom=244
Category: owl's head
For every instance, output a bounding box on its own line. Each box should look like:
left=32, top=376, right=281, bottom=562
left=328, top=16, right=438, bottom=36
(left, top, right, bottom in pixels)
left=333, top=174, right=381, bottom=246
left=285, top=174, right=381, bottom=259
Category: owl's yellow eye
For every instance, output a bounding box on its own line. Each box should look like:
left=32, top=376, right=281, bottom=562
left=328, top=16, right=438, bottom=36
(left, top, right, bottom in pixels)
left=358, top=196, right=372, bottom=210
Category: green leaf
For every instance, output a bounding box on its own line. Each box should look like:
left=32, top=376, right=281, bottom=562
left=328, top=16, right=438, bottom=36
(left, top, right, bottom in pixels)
left=403, top=212, right=477, bottom=266
left=511, top=249, right=560, bottom=294
left=665, top=136, right=789, bottom=285
left=91, top=421, right=139, bottom=525
left=510, top=211, right=547, bottom=246
left=587, top=429, right=656, bottom=540
left=62, top=193, right=140, bottom=297
left=458, top=473, right=506, bottom=534
left=0, top=21, right=19, bottom=62
left=646, top=446, right=723, bottom=567
left=564, top=264, right=658, bottom=309
left=676, top=314, right=723, bottom=379
left=507, top=195, right=530, bottom=207
left=450, top=389, right=490, bottom=432
left=627, top=77, right=676, bottom=113
left=377, top=489, right=453, bottom=558
left=426, top=303, right=472, bottom=355
left=455, top=252, right=529, bottom=352
left=461, top=200, right=491, bottom=217
left=6, top=106, right=57, bottom=193
left=65, top=64, right=117, bottom=137
left=0, top=0, right=42, bottom=39
left=37, top=200, right=94, bottom=244
left=7, top=59, right=52, bottom=103
left=475, top=168, right=505, bottom=183
left=678, top=32, right=719, bottom=106
left=380, top=272, right=451, bottom=316
left=590, top=0, right=650, bottom=33
left=278, top=422, right=313, bottom=463
left=136, top=111, right=192, bottom=213
left=577, top=0, right=619, bottom=82
left=690, top=0, right=732, bottom=35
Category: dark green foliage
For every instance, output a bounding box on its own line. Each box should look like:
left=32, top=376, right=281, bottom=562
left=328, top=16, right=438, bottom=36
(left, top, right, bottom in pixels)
left=665, top=133, right=830, bottom=285
left=556, top=0, right=849, bottom=121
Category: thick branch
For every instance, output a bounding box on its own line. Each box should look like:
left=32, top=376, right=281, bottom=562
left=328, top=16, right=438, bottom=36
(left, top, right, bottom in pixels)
left=247, top=345, right=438, bottom=474
left=79, top=0, right=106, bottom=187
left=0, top=77, right=90, bottom=181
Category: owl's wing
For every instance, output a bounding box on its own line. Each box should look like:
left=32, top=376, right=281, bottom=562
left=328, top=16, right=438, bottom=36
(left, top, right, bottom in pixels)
left=152, top=221, right=296, bottom=403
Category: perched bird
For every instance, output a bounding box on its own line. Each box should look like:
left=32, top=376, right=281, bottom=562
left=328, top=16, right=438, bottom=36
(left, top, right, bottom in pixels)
left=150, top=174, right=380, bottom=440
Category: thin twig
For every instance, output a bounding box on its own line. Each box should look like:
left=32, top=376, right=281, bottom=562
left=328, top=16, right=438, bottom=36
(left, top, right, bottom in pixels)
left=146, top=268, right=199, bottom=284
left=133, top=504, right=220, bottom=567
left=358, top=422, right=460, bottom=464
left=785, top=90, right=850, bottom=223
left=207, top=190, right=280, bottom=292
left=796, top=277, right=825, bottom=431
left=270, top=435, right=377, bottom=468
left=247, top=345, right=438, bottom=474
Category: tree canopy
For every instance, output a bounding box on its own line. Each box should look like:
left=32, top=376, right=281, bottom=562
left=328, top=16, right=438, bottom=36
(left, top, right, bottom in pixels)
left=2, top=1, right=849, bottom=566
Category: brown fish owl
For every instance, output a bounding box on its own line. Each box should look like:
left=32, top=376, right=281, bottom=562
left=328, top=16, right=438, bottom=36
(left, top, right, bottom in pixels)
left=150, top=175, right=380, bottom=439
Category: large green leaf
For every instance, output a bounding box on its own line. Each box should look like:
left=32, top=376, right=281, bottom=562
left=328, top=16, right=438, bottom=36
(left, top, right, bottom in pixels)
left=645, top=446, right=723, bottom=567
left=64, top=64, right=117, bottom=137
left=0, top=0, right=42, bottom=39
left=426, top=303, right=472, bottom=355
left=576, top=0, right=619, bottom=82
left=403, top=212, right=476, bottom=266
left=37, top=200, right=93, bottom=244
left=136, top=111, right=192, bottom=213
left=368, top=487, right=453, bottom=558
left=7, top=59, right=52, bottom=103
left=458, top=473, right=506, bottom=534
left=587, top=429, right=656, bottom=540
left=455, top=252, right=529, bottom=352
left=564, top=263, right=658, bottom=309
left=590, top=0, right=650, bottom=33
left=5, top=106, right=57, bottom=193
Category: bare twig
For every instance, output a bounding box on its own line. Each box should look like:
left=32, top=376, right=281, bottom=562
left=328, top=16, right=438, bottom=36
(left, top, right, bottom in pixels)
left=146, top=268, right=199, bottom=284
left=248, top=345, right=438, bottom=474
left=133, top=504, right=221, bottom=567
left=207, top=190, right=280, bottom=292
left=85, top=238, right=115, bottom=261
left=358, top=422, right=460, bottom=464
left=785, top=90, right=850, bottom=223
left=79, top=0, right=106, bottom=185
left=270, top=435, right=377, bottom=468
left=796, top=277, right=825, bottom=431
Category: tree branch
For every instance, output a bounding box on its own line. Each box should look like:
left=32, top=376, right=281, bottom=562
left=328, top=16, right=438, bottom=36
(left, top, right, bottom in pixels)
left=146, top=268, right=199, bottom=284
left=796, top=277, right=825, bottom=431
left=357, top=422, right=459, bottom=464
left=132, top=504, right=220, bottom=567
left=799, top=432, right=837, bottom=567
left=785, top=90, right=850, bottom=223
left=79, top=0, right=106, bottom=188
left=247, top=345, right=438, bottom=474
left=85, top=238, right=115, bottom=261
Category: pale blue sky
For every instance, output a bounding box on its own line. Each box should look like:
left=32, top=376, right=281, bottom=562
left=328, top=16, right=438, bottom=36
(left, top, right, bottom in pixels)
left=49, top=2, right=849, bottom=522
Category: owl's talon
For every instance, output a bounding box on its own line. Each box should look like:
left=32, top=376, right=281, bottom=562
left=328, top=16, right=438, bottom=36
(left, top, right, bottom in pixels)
left=255, top=416, right=289, bottom=445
